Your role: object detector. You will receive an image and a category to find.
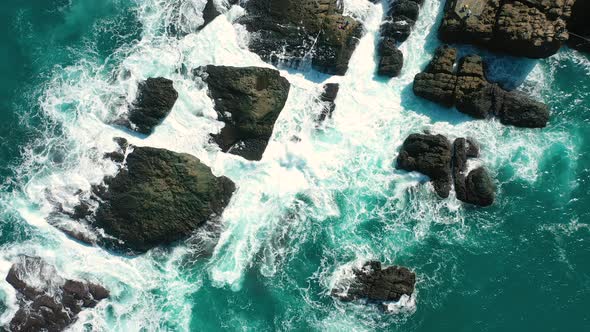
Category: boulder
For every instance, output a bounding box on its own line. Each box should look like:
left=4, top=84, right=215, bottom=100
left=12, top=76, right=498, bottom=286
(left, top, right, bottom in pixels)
left=332, top=261, right=416, bottom=303
left=396, top=133, right=453, bottom=198
left=377, top=38, right=404, bottom=77
left=237, top=0, right=363, bottom=75
left=464, top=167, right=495, bottom=207
left=6, top=256, right=109, bottom=332
left=126, top=78, right=178, bottom=135
left=196, top=65, right=291, bottom=161
left=414, top=45, right=550, bottom=128
left=318, top=83, right=340, bottom=122
left=439, top=0, right=574, bottom=58
left=94, top=146, right=236, bottom=252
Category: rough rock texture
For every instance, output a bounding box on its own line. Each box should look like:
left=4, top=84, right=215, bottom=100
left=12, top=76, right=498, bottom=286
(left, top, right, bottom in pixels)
left=6, top=256, right=109, bottom=332
left=94, top=146, right=236, bottom=253
left=237, top=0, right=363, bottom=75
left=332, top=261, right=416, bottom=303
left=317, top=83, right=340, bottom=122
left=376, top=0, right=423, bottom=77
left=126, top=77, right=178, bottom=135
left=397, top=133, right=495, bottom=206
left=396, top=133, right=453, bottom=198
left=196, top=65, right=291, bottom=161
left=439, top=0, right=575, bottom=58
left=567, top=0, right=590, bottom=52
left=413, top=45, right=550, bottom=128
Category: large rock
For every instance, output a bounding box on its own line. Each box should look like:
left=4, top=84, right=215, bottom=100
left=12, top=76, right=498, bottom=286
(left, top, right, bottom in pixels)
left=414, top=45, right=550, bottom=128
left=463, top=167, right=495, bottom=207
left=6, top=256, right=109, bottom=332
left=567, top=0, right=590, bottom=53
left=332, top=261, right=416, bottom=303
left=237, top=0, right=363, bottom=75
left=196, top=65, right=291, bottom=161
left=94, top=146, right=235, bottom=253
left=439, top=0, right=574, bottom=58
left=126, top=77, right=178, bottom=135
left=317, top=83, right=340, bottom=122
left=396, top=133, right=453, bottom=198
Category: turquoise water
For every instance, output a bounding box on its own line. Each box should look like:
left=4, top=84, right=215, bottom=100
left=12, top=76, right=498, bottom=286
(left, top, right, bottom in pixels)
left=0, top=0, right=589, bottom=331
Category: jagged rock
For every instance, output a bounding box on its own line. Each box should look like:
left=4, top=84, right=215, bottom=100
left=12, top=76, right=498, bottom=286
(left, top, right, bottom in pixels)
left=377, top=38, right=404, bottom=77
left=439, top=0, right=574, bottom=58
left=413, top=45, right=549, bottom=128
left=318, top=83, right=340, bottom=122
left=567, top=0, right=590, bottom=53
left=237, top=0, right=363, bottom=75
left=125, top=78, right=178, bottom=135
left=396, top=133, right=453, bottom=198
left=332, top=261, right=416, bottom=303
left=196, top=65, right=290, bottom=161
left=94, top=146, right=236, bottom=253
left=6, top=256, right=109, bottom=332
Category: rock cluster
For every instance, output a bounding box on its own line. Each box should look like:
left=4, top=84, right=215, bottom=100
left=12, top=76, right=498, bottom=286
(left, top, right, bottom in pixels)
left=124, top=77, right=178, bottom=135
left=6, top=256, right=109, bottom=332
left=317, top=83, right=340, bottom=122
left=91, top=146, right=236, bottom=253
left=332, top=261, right=416, bottom=303
left=377, top=0, right=424, bottom=77
left=414, top=45, right=550, bottom=128
left=439, top=0, right=575, bottom=58
left=196, top=65, right=291, bottom=161
left=397, top=133, right=495, bottom=206
left=237, top=0, right=363, bottom=75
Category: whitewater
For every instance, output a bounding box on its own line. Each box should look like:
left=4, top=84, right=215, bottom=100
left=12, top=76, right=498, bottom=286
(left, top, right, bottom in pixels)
left=0, top=0, right=589, bottom=331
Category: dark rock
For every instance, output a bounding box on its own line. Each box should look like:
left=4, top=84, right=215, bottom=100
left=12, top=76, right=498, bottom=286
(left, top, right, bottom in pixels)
left=463, top=167, right=495, bottom=206
left=94, top=146, right=236, bottom=253
left=332, top=261, right=416, bottom=303
left=197, top=65, right=290, bottom=161
left=381, top=18, right=415, bottom=43
left=237, top=0, right=363, bottom=75
left=318, top=83, right=340, bottom=122
left=6, top=256, right=109, bottom=332
left=567, top=0, right=590, bottom=53
left=452, top=138, right=469, bottom=201
left=377, top=40, right=404, bottom=77
left=396, top=133, right=452, bottom=198
left=439, top=0, right=574, bottom=58
left=413, top=45, right=550, bottom=128
left=126, top=78, right=178, bottom=135
left=389, top=0, right=420, bottom=22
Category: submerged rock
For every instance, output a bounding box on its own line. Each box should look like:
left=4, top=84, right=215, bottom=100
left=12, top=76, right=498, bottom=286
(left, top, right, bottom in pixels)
left=414, top=45, right=550, bottom=128
left=439, top=0, right=574, bottom=58
left=6, top=256, right=109, bottom=332
left=125, top=77, right=178, bottom=135
left=397, top=133, right=495, bottom=206
left=237, top=0, right=363, bottom=75
left=196, top=65, right=291, bottom=161
left=332, top=261, right=416, bottom=303
left=94, top=146, right=235, bottom=253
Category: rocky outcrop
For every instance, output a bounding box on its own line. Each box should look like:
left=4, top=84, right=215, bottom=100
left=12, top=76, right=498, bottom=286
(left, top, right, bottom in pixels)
left=196, top=65, right=291, bottom=161
left=237, top=0, right=363, bottom=75
left=439, top=0, right=575, bottom=58
left=332, top=261, right=416, bottom=303
left=124, top=78, right=178, bottom=135
left=376, top=0, right=423, bottom=77
left=397, top=133, right=495, bottom=206
left=317, top=83, right=340, bottom=122
left=414, top=45, right=550, bottom=128
left=5, top=256, right=109, bottom=332
left=93, top=146, right=235, bottom=253
left=567, top=0, right=590, bottom=52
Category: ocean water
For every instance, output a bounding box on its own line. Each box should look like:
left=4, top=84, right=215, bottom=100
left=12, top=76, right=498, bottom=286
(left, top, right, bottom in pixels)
left=0, top=0, right=589, bottom=331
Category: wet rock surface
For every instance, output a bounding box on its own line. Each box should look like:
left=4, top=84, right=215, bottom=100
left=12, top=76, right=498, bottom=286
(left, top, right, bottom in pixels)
left=237, top=0, right=363, bottom=75
left=413, top=45, right=550, bottom=128
left=93, top=146, right=236, bottom=253
left=439, top=0, right=575, bottom=58
left=332, top=261, right=416, bottom=303
left=317, top=83, right=340, bottom=122
left=567, top=0, right=590, bottom=53
left=376, top=0, right=423, bottom=77
left=6, top=256, right=109, bottom=332
left=196, top=65, right=291, bottom=161
left=124, top=77, right=178, bottom=135
left=397, top=133, right=495, bottom=206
